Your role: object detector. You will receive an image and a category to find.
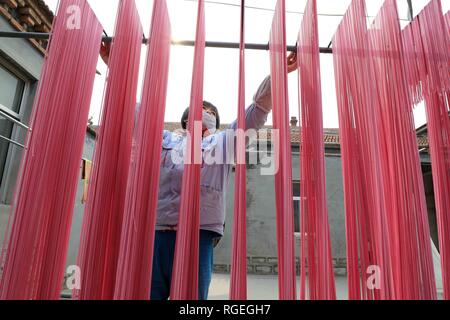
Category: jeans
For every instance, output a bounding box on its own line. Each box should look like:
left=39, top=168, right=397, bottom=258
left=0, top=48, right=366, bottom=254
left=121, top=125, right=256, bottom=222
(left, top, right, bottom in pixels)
left=150, top=230, right=218, bottom=300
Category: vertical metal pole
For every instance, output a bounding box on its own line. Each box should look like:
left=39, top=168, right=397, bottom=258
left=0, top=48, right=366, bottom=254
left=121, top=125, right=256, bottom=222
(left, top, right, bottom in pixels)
left=407, top=0, right=414, bottom=21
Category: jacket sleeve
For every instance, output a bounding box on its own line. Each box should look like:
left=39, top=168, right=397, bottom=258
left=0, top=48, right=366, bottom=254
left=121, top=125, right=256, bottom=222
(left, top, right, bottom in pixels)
left=229, top=76, right=272, bottom=131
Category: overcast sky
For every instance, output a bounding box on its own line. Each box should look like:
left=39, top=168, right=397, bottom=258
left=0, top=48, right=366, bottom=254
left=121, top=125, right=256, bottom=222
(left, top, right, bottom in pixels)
left=44, top=0, right=450, bottom=128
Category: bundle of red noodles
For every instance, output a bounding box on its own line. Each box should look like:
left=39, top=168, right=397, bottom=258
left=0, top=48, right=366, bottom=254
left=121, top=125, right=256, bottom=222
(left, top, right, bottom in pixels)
left=333, top=0, right=394, bottom=300
left=75, top=0, right=143, bottom=300
left=170, top=0, right=205, bottom=300
left=269, top=0, right=297, bottom=301
left=229, top=0, right=248, bottom=301
left=297, top=0, right=336, bottom=301
left=366, top=0, right=436, bottom=299
left=0, top=0, right=102, bottom=300
left=114, top=0, right=171, bottom=300
left=333, top=0, right=438, bottom=300
left=402, top=0, right=450, bottom=299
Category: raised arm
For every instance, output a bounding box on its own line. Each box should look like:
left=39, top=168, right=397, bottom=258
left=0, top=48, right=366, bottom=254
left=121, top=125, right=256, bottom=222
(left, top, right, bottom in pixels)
left=229, top=52, right=298, bottom=131
left=229, top=75, right=272, bottom=131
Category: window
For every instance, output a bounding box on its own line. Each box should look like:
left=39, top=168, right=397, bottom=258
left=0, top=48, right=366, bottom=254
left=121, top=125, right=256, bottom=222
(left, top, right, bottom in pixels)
left=293, top=180, right=300, bottom=234
left=0, top=114, right=14, bottom=181
left=0, top=65, right=25, bottom=114
left=0, top=58, right=29, bottom=198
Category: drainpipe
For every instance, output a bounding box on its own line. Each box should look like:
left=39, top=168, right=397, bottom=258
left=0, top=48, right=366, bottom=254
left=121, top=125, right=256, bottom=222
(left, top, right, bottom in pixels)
left=407, top=0, right=414, bottom=21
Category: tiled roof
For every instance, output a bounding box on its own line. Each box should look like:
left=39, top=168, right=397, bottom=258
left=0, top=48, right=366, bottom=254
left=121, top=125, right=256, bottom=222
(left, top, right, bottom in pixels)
left=0, top=0, right=54, bottom=55
left=83, top=122, right=429, bottom=149
left=162, top=122, right=429, bottom=148
left=253, top=126, right=341, bottom=146
left=35, top=0, right=53, bottom=19
left=164, top=122, right=342, bottom=145
left=86, top=123, right=429, bottom=149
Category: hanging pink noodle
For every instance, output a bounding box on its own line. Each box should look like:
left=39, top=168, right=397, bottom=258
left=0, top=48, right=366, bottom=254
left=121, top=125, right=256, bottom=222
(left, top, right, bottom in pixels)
left=297, top=0, right=336, bottom=301
left=333, top=0, right=396, bottom=300
left=75, top=0, right=143, bottom=300
left=269, top=0, right=297, bottom=300
left=0, top=0, right=103, bottom=300
left=402, top=0, right=450, bottom=300
left=170, top=0, right=206, bottom=300
left=229, top=0, right=247, bottom=301
left=114, top=0, right=171, bottom=300
left=366, top=0, right=436, bottom=300
left=445, top=11, right=450, bottom=32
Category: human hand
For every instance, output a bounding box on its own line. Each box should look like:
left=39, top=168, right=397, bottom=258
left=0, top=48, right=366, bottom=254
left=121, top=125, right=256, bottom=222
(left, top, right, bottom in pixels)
left=287, top=51, right=298, bottom=73
left=100, top=41, right=111, bottom=65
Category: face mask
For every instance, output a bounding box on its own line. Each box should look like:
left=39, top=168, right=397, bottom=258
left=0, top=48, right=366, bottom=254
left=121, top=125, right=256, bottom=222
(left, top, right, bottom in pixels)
left=202, top=111, right=217, bottom=134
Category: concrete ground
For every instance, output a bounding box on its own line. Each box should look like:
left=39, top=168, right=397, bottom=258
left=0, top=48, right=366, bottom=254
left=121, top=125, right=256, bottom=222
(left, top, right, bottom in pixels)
left=209, top=274, right=444, bottom=300
left=61, top=273, right=443, bottom=300
left=208, top=274, right=349, bottom=300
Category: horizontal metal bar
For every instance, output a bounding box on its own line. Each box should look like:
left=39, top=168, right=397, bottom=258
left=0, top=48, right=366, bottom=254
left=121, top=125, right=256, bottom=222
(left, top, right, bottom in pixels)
left=172, top=40, right=296, bottom=51
left=0, top=134, right=25, bottom=149
left=0, top=109, right=30, bottom=130
left=0, top=31, right=50, bottom=40
left=0, top=103, right=20, bottom=120
left=172, top=40, right=333, bottom=53
left=0, top=31, right=333, bottom=53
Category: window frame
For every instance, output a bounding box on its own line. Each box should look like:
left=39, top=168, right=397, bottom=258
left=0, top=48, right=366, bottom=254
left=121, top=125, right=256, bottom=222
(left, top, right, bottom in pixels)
left=293, top=180, right=301, bottom=235
left=0, top=55, right=31, bottom=204
left=0, top=57, right=28, bottom=118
